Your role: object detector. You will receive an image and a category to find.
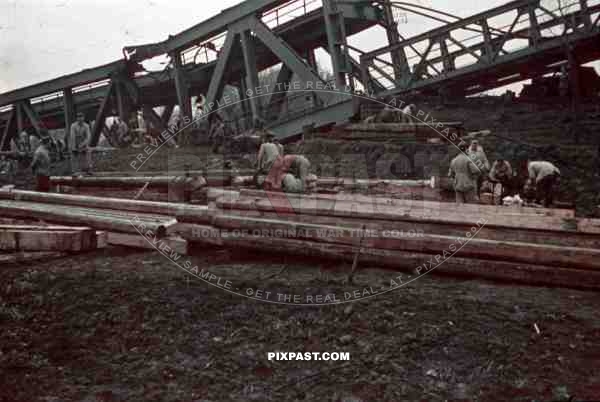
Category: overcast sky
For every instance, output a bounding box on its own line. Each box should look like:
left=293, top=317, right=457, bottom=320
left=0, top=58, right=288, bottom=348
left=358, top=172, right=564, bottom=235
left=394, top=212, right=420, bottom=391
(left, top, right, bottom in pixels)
left=0, top=0, right=520, bottom=94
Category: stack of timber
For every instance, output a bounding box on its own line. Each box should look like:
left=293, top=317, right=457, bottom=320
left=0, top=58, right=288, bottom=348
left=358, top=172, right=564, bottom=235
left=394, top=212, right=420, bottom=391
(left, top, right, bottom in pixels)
left=0, top=189, right=188, bottom=254
left=316, top=122, right=463, bottom=143
left=0, top=225, right=105, bottom=252
left=179, top=188, right=600, bottom=291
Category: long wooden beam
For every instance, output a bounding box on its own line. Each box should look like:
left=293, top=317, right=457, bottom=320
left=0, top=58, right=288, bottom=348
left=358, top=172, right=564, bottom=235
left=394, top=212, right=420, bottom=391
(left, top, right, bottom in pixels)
left=49, top=175, right=206, bottom=191
left=0, top=189, right=208, bottom=220
left=192, top=215, right=600, bottom=270
left=188, top=228, right=600, bottom=291
left=237, top=189, right=575, bottom=218
left=217, top=196, right=576, bottom=232
left=0, top=200, right=176, bottom=237
left=0, top=228, right=99, bottom=252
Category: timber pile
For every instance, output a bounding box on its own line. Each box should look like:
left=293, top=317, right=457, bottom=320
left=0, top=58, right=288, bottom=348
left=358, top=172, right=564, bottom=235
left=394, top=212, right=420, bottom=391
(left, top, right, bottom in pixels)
left=0, top=189, right=191, bottom=254
left=316, top=122, right=463, bottom=143
left=3, top=187, right=600, bottom=290
left=0, top=225, right=104, bottom=252
left=178, top=188, right=600, bottom=290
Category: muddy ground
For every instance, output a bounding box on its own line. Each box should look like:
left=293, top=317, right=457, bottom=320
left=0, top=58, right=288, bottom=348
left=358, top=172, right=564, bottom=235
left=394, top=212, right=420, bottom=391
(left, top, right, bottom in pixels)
left=2, top=248, right=600, bottom=402
left=2, top=99, right=600, bottom=401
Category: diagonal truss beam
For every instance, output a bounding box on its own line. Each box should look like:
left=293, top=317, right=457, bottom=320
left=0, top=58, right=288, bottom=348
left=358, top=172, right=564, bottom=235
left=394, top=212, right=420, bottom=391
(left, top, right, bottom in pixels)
left=265, top=64, right=294, bottom=120
left=90, top=81, right=115, bottom=147
left=0, top=109, right=15, bottom=151
left=241, top=29, right=262, bottom=121
left=21, top=100, right=46, bottom=137
left=250, top=16, right=330, bottom=103
left=205, top=30, right=238, bottom=119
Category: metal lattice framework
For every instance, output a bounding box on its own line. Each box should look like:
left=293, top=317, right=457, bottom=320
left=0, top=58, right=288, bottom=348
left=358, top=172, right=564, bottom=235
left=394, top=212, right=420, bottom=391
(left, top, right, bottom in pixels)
left=361, top=0, right=600, bottom=97
left=1, top=0, right=600, bottom=150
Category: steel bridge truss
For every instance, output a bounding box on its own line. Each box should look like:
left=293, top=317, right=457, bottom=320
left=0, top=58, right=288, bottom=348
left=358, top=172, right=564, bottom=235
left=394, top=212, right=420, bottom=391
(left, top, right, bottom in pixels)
left=0, top=0, right=390, bottom=148
left=361, top=0, right=600, bottom=97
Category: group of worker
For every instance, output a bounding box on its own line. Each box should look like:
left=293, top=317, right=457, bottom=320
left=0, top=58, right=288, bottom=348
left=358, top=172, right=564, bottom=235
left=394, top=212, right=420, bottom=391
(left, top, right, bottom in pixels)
left=255, top=131, right=314, bottom=193
left=3, top=112, right=93, bottom=191
left=449, top=139, right=561, bottom=207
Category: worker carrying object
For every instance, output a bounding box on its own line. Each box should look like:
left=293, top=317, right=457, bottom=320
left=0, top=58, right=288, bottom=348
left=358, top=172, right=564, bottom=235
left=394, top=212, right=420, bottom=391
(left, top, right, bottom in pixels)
left=449, top=142, right=480, bottom=204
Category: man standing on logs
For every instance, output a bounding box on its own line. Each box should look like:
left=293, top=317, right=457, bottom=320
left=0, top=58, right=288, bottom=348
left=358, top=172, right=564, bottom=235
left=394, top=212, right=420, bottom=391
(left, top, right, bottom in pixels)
left=70, top=112, right=91, bottom=173
left=30, top=135, right=52, bottom=192
left=525, top=160, right=561, bottom=207
left=449, top=143, right=480, bottom=203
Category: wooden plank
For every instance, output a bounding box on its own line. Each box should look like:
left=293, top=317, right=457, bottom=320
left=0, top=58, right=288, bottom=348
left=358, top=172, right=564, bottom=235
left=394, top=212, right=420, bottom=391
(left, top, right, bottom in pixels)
left=216, top=196, right=572, bottom=232
left=106, top=232, right=188, bottom=255
left=49, top=175, right=206, bottom=191
left=0, top=225, right=92, bottom=231
left=0, top=225, right=100, bottom=252
left=0, top=251, right=67, bottom=264
left=238, top=189, right=575, bottom=218
left=214, top=208, right=600, bottom=249
left=209, top=215, right=600, bottom=270
left=191, top=232, right=600, bottom=291
left=0, top=189, right=208, bottom=219
left=0, top=230, right=83, bottom=252
left=0, top=200, right=176, bottom=237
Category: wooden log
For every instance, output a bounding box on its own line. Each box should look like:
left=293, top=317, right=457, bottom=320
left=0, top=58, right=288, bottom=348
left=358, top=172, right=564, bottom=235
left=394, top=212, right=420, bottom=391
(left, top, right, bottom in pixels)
left=106, top=232, right=188, bottom=255
left=238, top=189, right=575, bottom=218
left=342, top=122, right=463, bottom=133
left=208, top=215, right=600, bottom=270
left=0, top=225, right=100, bottom=250
left=215, top=207, right=600, bottom=249
left=216, top=197, right=572, bottom=232
left=0, top=200, right=176, bottom=237
left=0, top=251, right=67, bottom=264
left=191, top=232, right=600, bottom=291
left=49, top=176, right=207, bottom=191
left=80, top=169, right=256, bottom=177
left=0, top=189, right=208, bottom=220
left=1, top=230, right=82, bottom=252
